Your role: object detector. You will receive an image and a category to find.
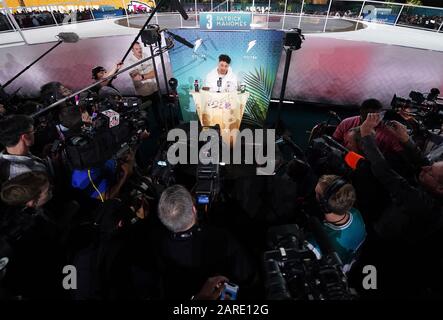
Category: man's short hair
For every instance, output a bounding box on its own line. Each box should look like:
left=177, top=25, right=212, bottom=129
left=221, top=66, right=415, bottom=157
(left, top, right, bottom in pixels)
left=158, top=185, right=195, bottom=233
left=40, top=82, right=63, bottom=105
left=219, top=54, right=231, bottom=64
left=1, top=171, right=49, bottom=206
left=318, top=175, right=356, bottom=215
left=360, top=99, right=383, bottom=112
left=58, top=105, right=82, bottom=130
left=132, top=41, right=141, bottom=49
left=0, top=114, right=34, bottom=147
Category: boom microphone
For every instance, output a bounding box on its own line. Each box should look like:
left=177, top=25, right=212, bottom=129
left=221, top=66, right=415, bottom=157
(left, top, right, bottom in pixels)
left=165, top=30, right=194, bottom=49
left=56, top=32, right=80, bottom=43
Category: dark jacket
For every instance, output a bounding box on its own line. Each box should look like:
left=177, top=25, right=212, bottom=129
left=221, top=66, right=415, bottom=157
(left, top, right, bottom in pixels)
left=361, top=135, right=443, bottom=243
left=153, top=223, right=256, bottom=299
left=0, top=205, right=65, bottom=299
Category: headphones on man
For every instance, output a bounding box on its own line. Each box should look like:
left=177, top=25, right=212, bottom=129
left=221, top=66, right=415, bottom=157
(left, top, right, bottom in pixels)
left=318, top=178, right=348, bottom=213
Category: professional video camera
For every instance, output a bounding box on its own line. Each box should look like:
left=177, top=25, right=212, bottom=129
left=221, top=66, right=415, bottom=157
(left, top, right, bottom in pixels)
left=391, top=88, right=443, bottom=130
left=150, top=143, right=176, bottom=193
left=195, top=125, right=221, bottom=213
left=306, top=135, right=364, bottom=176
left=61, top=93, right=150, bottom=170
left=263, top=223, right=355, bottom=300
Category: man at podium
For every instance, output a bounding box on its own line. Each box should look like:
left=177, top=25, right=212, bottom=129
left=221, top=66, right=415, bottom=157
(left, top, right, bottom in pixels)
left=204, top=54, right=238, bottom=92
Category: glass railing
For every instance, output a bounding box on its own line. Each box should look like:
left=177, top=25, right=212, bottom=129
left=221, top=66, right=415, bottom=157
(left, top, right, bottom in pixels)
left=397, top=5, right=443, bottom=31
left=0, top=9, right=15, bottom=32
left=1, top=0, right=442, bottom=44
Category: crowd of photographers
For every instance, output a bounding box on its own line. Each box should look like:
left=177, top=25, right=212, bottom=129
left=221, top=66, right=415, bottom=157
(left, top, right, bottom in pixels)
left=0, top=67, right=442, bottom=300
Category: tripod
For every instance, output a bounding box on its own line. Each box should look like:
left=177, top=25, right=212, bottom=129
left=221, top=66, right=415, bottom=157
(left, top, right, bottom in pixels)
left=274, top=29, right=304, bottom=136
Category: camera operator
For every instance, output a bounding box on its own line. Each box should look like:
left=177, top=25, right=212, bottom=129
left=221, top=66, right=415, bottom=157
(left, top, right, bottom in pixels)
left=40, top=82, right=72, bottom=106
left=0, top=171, right=66, bottom=299
left=153, top=185, right=256, bottom=299
left=359, top=113, right=443, bottom=297
left=307, top=175, right=366, bottom=271
left=0, top=114, right=48, bottom=183
left=333, top=99, right=403, bottom=155
left=70, top=195, right=162, bottom=300
left=359, top=113, right=443, bottom=241
left=39, top=82, right=83, bottom=146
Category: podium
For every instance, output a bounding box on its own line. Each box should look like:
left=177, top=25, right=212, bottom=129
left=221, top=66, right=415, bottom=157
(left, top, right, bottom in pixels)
left=191, top=91, right=250, bottom=146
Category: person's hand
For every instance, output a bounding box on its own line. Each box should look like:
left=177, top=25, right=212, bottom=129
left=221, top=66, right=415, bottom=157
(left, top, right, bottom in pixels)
left=121, top=162, right=133, bottom=177
left=386, top=120, right=409, bottom=143
left=360, top=113, right=381, bottom=137
left=194, top=276, right=228, bottom=300
left=131, top=197, right=149, bottom=219
left=139, top=129, right=150, bottom=140
left=116, top=61, right=123, bottom=70
left=81, top=111, right=92, bottom=124
left=121, top=150, right=135, bottom=177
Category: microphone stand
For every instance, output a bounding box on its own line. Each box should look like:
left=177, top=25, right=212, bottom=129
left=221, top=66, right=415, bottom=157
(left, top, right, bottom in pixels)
left=274, top=46, right=293, bottom=135
left=148, top=43, right=168, bottom=131
left=2, top=40, right=63, bottom=89
left=157, top=34, right=174, bottom=131
left=274, top=29, right=304, bottom=135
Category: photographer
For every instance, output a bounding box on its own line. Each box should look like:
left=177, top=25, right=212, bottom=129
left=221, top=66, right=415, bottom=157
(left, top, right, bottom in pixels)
left=71, top=196, right=160, bottom=300
left=360, top=113, right=443, bottom=238
left=359, top=113, right=443, bottom=297
left=333, top=99, right=402, bottom=155
left=0, top=114, right=48, bottom=183
left=0, top=171, right=65, bottom=299
left=39, top=82, right=82, bottom=143
left=153, top=185, right=256, bottom=299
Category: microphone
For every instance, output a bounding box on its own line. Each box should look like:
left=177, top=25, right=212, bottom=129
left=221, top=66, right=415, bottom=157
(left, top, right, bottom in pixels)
left=164, top=30, right=194, bottom=49
left=217, top=77, right=222, bottom=92
left=171, top=0, right=188, bottom=20
left=322, top=135, right=365, bottom=170
left=56, top=32, right=80, bottom=43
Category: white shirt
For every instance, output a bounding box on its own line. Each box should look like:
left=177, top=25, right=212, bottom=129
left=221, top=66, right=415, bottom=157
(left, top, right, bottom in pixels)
left=204, top=67, right=238, bottom=92
left=126, top=51, right=158, bottom=96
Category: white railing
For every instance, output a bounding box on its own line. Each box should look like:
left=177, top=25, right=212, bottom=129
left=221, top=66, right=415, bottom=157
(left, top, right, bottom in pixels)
left=0, top=0, right=442, bottom=45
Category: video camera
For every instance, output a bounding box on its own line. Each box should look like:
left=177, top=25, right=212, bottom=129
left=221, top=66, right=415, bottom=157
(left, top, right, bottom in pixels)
left=307, top=135, right=365, bottom=176
left=61, top=93, right=149, bottom=170
left=195, top=126, right=221, bottom=212
left=391, top=88, right=443, bottom=130
left=263, top=223, right=354, bottom=300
